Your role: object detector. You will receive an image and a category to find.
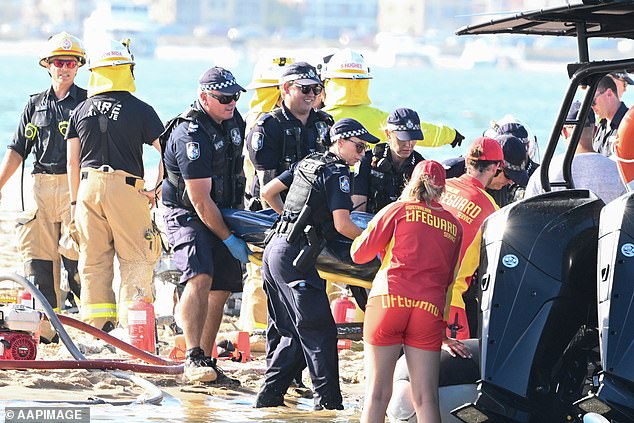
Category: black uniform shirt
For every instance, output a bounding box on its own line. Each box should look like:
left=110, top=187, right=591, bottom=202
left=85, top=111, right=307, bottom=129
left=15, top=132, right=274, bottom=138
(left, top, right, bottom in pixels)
left=66, top=91, right=164, bottom=178
left=247, top=104, right=328, bottom=171
left=594, top=101, right=629, bottom=156
left=278, top=152, right=353, bottom=213
left=353, top=146, right=424, bottom=213
left=10, top=84, right=87, bottom=174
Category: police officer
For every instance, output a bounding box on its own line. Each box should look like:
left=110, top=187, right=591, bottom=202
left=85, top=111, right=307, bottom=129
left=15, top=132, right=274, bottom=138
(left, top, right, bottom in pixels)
left=246, top=61, right=333, bottom=209
left=66, top=39, right=164, bottom=331
left=592, top=75, right=630, bottom=157
left=161, top=66, right=250, bottom=383
left=255, top=118, right=378, bottom=410
left=352, top=108, right=426, bottom=214
left=0, top=32, right=86, bottom=341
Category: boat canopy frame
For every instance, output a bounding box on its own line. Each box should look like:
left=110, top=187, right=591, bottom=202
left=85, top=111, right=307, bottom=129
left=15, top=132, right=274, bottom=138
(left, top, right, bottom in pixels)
left=457, top=0, right=634, bottom=193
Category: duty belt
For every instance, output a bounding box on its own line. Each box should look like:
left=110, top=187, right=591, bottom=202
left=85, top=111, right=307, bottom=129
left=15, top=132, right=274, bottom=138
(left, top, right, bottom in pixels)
left=275, top=219, right=296, bottom=235
left=81, top=170, right=142, bottom=188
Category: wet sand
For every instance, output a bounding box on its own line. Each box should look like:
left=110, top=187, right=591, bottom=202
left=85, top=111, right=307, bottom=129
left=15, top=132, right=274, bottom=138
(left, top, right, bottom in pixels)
left=0, top=170, right=366, bottom=422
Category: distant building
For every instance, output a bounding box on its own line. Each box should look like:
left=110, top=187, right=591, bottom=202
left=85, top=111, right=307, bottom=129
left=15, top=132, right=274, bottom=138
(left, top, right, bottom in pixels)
left=299, top=0, right=378, bottom=41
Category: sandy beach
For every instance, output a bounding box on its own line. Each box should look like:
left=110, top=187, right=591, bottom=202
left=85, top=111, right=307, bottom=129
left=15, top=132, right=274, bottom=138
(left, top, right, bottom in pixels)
left=0, top=169, right=367, bottom=422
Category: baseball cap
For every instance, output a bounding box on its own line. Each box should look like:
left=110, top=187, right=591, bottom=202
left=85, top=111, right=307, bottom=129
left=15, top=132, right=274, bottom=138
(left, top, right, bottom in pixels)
left=280, top=61, right=321, bottom=85
left=567, top=100, right=596, bottom=127
left=386, top=108, right=424, bottom=141
left=611, top=71, right=634, bottom=85
left=330, top=118, right=380, bottom=143
left=496, top=134, right=529, bottom=186
left=467, top=136, right=504, bottom=162
left=199, top=66, right=246, bottom=95
left=411, top=160, right=446, bottom=189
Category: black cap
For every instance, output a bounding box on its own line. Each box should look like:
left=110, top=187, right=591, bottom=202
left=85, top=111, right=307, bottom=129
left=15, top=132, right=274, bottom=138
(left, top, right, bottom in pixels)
left=567, top=100, right=595, bottom=127
left=611, top=71, right=634, bottom=85
left=386, top=108, right=424, bottom=141
left=199, top=66, right=246, bottom=94
left=496, top=134, right=529, bottom=187
left=280, top=61, right=321, bottom=85
left=330, top=118, right=379, bottom=144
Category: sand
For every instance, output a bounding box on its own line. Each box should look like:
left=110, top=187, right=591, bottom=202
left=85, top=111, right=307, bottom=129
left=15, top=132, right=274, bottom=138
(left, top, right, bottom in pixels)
left=0, top=169, right=367, bottom=421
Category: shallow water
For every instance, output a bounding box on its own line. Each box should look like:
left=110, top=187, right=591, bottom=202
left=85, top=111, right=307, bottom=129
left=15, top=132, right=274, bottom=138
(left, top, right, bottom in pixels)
left=1, top=386, right=365, bottom=422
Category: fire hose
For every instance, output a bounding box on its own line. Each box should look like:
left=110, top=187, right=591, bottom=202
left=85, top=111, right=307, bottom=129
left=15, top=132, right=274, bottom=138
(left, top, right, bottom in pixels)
left=0, top=273, right=172, bottom=405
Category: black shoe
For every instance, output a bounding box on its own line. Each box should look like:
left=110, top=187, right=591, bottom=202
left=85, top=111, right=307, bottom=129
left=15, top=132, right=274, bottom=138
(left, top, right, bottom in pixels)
left=206, top=357, right=241, bottom=386
left=314, top=402, right=344, bottom=411
left=255, top=391, right=285, bottom=408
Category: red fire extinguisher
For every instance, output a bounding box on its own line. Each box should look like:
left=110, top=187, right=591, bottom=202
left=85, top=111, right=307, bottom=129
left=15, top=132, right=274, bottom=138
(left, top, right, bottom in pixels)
left=331, top=291, right=357, bottom=351
left=127, top=288, right=156, bottom=354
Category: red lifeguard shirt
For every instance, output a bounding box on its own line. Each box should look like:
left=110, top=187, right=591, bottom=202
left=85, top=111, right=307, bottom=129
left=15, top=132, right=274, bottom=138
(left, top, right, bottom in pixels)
left=440, top=174, right=499, bottom=310
left=351, top=199, right=463, bottom=320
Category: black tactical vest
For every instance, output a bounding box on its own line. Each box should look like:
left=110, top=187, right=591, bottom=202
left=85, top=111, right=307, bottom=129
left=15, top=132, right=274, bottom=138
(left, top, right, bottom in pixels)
left=261, top=108, right=332, bottom=173
left=367, top=143, right=423, bottom=213
left=161, top=105, right=245, bottom=209
left=282, top=152, right=343, bottom=241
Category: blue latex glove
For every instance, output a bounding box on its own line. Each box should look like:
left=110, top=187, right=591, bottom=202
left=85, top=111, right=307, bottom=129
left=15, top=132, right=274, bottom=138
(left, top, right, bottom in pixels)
left=223, top=234, right=251, bottom=264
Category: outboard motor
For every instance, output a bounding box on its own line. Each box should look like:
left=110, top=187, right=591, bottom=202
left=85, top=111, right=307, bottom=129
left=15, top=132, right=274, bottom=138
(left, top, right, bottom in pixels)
left=575, top=192, right=634, bottom=422
left=453, top=190, right=604, bottom=423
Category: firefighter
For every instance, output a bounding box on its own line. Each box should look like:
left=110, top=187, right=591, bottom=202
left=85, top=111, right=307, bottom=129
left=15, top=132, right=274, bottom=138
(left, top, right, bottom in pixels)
left=66, top=39, right=164, bottom=331
left=321, top=48, right=464, bottom=147
left=0, top=32, right=87, bottom=342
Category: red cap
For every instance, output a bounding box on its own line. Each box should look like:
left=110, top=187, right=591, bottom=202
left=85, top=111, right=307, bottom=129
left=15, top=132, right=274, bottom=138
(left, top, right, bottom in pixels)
left=411, top=160, right=446, bottom=188
left=467, top=136, right=504, bottom=163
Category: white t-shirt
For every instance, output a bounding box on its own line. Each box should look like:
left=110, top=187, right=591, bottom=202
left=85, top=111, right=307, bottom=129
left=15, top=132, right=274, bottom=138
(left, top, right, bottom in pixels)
left=525, top=152, right=626, bottom=204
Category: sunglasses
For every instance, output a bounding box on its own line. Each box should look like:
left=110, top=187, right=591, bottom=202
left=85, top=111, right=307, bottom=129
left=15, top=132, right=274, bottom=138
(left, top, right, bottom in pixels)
left=494, top=166, right=510, bottom=179
left=294, top=83, right=323, bottom=95
left=207, top=91, right=241, bottom=104
left=49, top=59, right=78, bottom=69
left=346, top=138, right=368, bottom=154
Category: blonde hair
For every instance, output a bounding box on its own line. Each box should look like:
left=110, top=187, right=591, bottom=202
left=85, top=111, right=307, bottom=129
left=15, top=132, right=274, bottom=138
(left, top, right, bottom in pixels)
left=399, top=174, right=444, bottom=204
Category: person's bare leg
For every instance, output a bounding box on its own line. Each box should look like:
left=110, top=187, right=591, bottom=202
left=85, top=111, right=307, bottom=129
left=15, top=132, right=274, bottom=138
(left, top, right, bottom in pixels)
left=403, top=345, right=441, bottom=423
left=180, top=273, right=212, bottom=350
left=360, top=343, right=402, bottom=423
left=201, top=289, right=231, bottom=356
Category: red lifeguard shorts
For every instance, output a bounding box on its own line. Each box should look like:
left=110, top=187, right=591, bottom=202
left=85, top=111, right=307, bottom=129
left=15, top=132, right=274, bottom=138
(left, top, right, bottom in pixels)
left=363, top=294, right=445, bottom=351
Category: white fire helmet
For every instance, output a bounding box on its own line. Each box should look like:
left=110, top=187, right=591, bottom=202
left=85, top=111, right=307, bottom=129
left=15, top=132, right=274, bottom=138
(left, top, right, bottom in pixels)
left=246, top=57, right=295, bottom=90
left=87, top=38, right=135, bottom=70
left=321, top=48, right=372, bottom=80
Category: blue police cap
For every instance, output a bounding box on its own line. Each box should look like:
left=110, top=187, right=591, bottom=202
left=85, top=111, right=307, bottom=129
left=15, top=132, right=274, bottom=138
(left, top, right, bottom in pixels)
left=199, top=66, right=246, bottom=95
left=330, top=118, right=379, bottom=144
left=495, top=134, right=529, bottom=187
left=386, top=108, right=424, bottom=141
left=280, top=61, right=321, bottom=85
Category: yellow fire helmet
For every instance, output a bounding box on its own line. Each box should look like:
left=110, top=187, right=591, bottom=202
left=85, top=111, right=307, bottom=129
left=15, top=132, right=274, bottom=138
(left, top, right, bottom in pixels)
left=87, top=38, right=135, bottom=70
left=321, top=48, right=372, bottom=80
left=38, top=32, right=86, bottom=68
left=246, top=56, right=295, bottom=90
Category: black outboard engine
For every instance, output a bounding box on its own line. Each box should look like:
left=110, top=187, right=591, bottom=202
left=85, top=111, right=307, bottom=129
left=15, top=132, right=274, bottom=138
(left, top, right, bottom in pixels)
left=454, top=190, right=604, bottom=423
left=575, top=192, right=634, bottom=422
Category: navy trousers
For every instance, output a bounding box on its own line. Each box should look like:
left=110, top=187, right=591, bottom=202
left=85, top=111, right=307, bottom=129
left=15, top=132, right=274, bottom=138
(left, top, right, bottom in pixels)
left=260, top=234, right=342, bottom=407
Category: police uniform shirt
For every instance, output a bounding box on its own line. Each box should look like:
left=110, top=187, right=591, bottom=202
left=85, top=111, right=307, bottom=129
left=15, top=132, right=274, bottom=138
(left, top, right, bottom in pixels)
left=278, top=153, right=353, bottom=213
left=593, top=101, right=629, bottom=156
left=247, top=104, right=329, bottom=172
left=353, top=147, right=424, bottom=211
left=66, top=91, right=164, bottom=178
left=10, top=84, right=87, bottom=174
left=163, top=110, right=241, bottom=184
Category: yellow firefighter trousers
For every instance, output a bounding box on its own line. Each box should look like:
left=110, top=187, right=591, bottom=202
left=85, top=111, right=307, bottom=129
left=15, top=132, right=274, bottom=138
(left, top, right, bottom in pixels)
left=16, top=174, right=76, bottom=309
left=75, top=168, right=161, bottom=329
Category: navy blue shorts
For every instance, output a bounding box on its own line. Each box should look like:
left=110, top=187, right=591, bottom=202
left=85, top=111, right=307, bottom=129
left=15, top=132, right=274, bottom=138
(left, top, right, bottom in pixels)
left=164, top=209, right=243, bottom=292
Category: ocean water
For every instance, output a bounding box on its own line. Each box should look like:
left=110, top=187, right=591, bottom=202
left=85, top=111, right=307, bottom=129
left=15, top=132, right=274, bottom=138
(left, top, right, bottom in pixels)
left=4, top=53, right=628, bottom=167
